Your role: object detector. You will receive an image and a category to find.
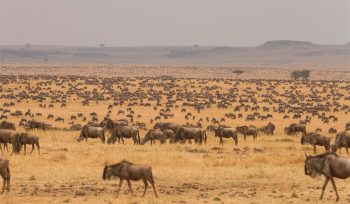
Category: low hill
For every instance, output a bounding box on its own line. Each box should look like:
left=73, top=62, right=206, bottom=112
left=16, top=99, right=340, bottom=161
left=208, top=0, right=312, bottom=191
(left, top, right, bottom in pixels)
left=1, top=41, right=349, bottom=69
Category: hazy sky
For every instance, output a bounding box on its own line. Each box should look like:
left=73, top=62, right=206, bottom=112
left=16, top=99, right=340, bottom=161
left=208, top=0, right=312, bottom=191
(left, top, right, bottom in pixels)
left=0, top=0, right=349, bottom=46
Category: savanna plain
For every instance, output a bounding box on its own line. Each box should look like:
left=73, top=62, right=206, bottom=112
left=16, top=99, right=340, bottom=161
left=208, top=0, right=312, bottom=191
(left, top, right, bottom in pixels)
left=0, top=65, right=350, bottom=204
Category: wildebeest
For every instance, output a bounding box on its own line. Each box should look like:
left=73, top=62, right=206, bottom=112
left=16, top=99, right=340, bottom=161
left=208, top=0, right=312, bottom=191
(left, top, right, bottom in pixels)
left=0, top=121, right=16, bottom=131
left=0, top=157, right=10, bottom=193
left=304, top=152, right=350, bottom=201
left=141, top=129, right=165, bottom=145
left=236, top=126, right=257, bottom=141
left=153, top=122, right=182, bottom=133
left=174, top=127, right=206, bottom=144
left=332, top=131, right=350, bottom=155
left=162, top=129, right=175, bottom=141
left=26, top=120, right=51, bottom=131
left=214, top=127, right=238, bottom=146
left=0, top=129, right=21, bottom=154
left=101, top=118, right=128, bottom=132
left=257, top=122, right=275, bottom=135
left=301, top=133, right=330, bottom=154
left=108, top=125, right=140, bottom=145
left=77, top=125, right=105, bottom=143
left=284, top=123, right=306, bottom=136
left=102, top=160, right=158, bottom=198
left=17, top=133, right=40, bottom=155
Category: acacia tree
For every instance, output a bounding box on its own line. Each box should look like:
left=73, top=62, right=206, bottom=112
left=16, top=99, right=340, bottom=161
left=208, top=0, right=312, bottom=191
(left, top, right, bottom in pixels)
left=232, top=69, right=244, bottom=79
left=291, top=70, right=311, bottom=80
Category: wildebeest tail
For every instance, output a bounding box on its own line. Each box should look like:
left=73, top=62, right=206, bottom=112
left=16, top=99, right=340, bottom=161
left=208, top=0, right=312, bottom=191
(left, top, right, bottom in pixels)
left=203, top=130, right=207, bottom=144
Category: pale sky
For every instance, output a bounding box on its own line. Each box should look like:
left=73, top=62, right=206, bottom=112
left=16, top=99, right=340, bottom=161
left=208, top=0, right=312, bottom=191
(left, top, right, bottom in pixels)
left=0, top=0, right=349, bottom=46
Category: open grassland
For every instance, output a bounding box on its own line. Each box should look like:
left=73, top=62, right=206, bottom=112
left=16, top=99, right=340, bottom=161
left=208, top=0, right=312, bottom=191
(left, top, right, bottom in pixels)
left=1, top=66, right=350, bottom=203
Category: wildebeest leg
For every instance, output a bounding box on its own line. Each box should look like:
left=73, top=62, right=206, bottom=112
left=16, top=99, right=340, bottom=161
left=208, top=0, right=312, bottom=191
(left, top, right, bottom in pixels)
left=320, top=177, right=329, bottom=200
left=30, top=143, right=35, bottom=155
left=4, top=143, right=8, bottom=152
left=0, top=144, right=3, bottom=154
left=233, top=135, right=238, bottom=145
left=313, top=145, right=316, bottom=154
left=150, top=178, right=158, bottom=198
left=346, top=147, right=349, bottom=155
left=244, top=134, right=246, bottom=141
left=330, top=177, right=339, bottom=201
left=127, top=180, right=133, bottom=195
left=219, top=136, right=223, bottom=146
left=142, top=178, right=148, bottom=197
left=1, top=177, right=5, bottom=193
left=24, top=144, right=27, bottom=155
left=6, top=176, right=10, bottom=192
left=116, top=179, right=123, bottom=198
left=36, top=141, right=40, bottom=154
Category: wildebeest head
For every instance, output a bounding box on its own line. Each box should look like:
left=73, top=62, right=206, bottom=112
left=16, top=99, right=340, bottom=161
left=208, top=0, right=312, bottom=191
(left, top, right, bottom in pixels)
left=304, top=154, right=321, bottom=178
left=102, top=164, right=112, bottom=180
left=107, top=127, right=119, bottom=144
left=300, top=134, right=307, bottom=145
left=284, top=127, right=291, bottom=135
left=214, top=127, right=220, bottom=137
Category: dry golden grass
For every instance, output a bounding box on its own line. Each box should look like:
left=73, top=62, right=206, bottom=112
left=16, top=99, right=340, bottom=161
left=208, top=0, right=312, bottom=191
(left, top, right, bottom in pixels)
left=0, top=66, right=350, bottom=203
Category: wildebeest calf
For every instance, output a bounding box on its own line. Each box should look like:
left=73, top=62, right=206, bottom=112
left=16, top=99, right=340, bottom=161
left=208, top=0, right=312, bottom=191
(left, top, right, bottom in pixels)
left=102, top=160, right=158, bottom=198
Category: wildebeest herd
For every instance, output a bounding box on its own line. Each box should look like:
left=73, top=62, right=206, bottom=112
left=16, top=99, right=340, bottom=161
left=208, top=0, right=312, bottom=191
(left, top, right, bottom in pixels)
left=1, top=74, right=350, bottom=202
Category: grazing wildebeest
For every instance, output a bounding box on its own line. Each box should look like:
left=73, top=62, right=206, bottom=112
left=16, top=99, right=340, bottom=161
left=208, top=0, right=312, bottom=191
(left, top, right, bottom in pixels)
left=257, top=122, right=275, bottom=135
left=301, top=133, right=330, bottom=154
left=102, top=160, right=158, bottom=198
left=214, top=127, right=238, bottom=146
left=284, top=123, right=306, bottom=136
left=236, top=126, right=257, bottom=141
left=26, top=120, right=50, bottom=131
left=153, top=122, right=182, bottom=134
left=174, top=127, right=206, bottom=144
left=77, top=125, right=105, bottom=143
left=0, top=121, right=16, bottom=131
left=0, top=157, right=10, bottom=193
left=108, top=125, right=140, bottom=145
left=141, top=129, right=165, bottom=145
left=162, top=129, right=175, bottom=141
left=101, top=118, right=128, bottom=132
left=55, top=117, right=64, bottom=122
left=304, top=152, right=350, bottom=201
left=18, top=133, right=40, bottom=155
left=332, top=131, right=350, bottom=155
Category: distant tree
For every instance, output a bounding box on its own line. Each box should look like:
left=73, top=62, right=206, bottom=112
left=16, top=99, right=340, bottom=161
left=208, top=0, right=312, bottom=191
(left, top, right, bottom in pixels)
left=25, top=43, right=31, bottom=49
left=291, top=70, right=311, bottom=80
left=44, top=58, right=48, bottom=62
left=232, top=69, right=244, bottom=79
left=99, top=43, right=105, bottom=48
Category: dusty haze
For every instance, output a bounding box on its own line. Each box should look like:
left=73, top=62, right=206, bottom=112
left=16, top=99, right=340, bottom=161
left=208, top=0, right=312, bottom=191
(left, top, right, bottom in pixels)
left=0, top=0, right=349, bottom=46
